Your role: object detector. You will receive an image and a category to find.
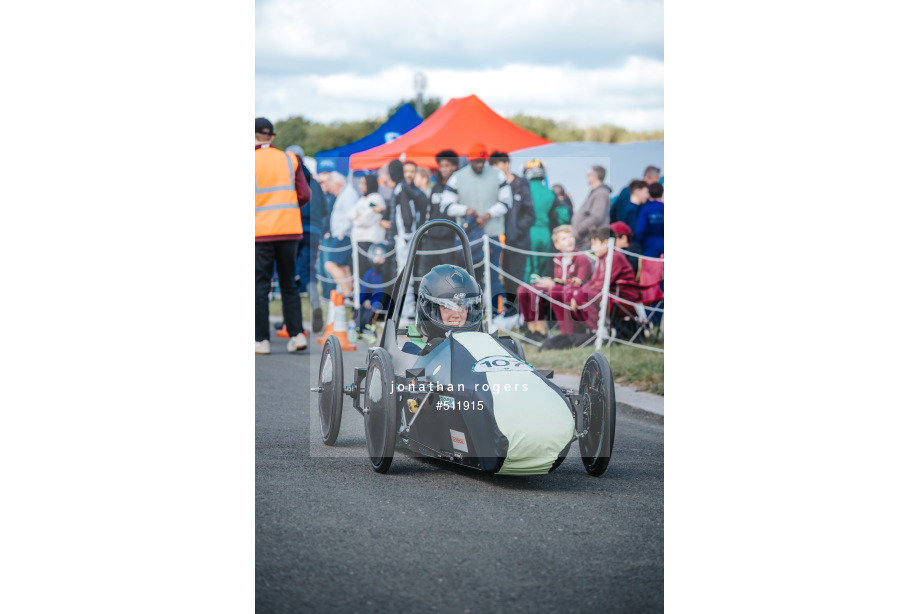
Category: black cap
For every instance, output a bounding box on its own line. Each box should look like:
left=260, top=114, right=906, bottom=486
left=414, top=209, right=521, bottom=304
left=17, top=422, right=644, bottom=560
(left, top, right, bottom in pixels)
left=256, top=117, right=274, bottom=136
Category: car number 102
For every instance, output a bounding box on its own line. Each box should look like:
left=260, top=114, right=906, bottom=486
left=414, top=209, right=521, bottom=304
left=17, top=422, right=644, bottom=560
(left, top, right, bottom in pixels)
left=472, top=356, right=533, bottom=372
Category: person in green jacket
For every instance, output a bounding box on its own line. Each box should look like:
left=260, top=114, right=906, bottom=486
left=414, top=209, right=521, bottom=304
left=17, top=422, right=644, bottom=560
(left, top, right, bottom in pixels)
left=523, top=160, right=559, bottom=281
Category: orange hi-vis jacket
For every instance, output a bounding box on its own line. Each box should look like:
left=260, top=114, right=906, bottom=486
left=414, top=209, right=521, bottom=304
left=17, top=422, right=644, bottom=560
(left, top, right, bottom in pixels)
left=255, top=146, right=303, bottom=239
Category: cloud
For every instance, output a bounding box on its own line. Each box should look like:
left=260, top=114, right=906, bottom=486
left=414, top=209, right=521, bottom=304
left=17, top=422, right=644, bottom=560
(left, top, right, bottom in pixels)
left=256, top=0, right=663, bottom=75
left=255, top=0, right=664, bottom=130
left=256, top=58, right=664, bottom=130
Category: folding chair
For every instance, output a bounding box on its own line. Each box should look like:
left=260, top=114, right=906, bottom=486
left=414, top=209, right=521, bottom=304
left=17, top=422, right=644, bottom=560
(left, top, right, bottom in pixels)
left=606, top=255, right=664, bottom=344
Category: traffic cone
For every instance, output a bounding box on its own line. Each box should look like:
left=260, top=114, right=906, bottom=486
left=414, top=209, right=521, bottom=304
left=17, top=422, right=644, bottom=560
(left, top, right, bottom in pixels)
left=277, top=324, right=290, bottom=338
left=316, top=290, right=356, bottom=351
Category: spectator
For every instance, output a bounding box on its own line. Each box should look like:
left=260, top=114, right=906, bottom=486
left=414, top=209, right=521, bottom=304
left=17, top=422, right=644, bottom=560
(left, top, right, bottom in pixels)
left=255, top=117, right=311, bottom=354
left=611, top=180, right=650, bottom=233
left=286, top=145, right=326, bottom=333
left=403, top=160, right=418, bottom=186
left=349, top=175, right=387, bottom=280
left=488, top=151, right=535, bottom=317
left=634, top=182, right=664, bottom=258
left=376, top=163, right=395, bottom=202
left=610, top=221, right=639, bottom=275
left=314, top=171, right=339, bottom=298
left=414, top=166, right=432, bottom=197
left=550, top=184, right=574, bottom=230
left=518, top=225, right=592, bottom=341
left=610, top=165, right=660, bottom=224
left=385, top=160, right=424, bottom=255
left=418, top=149, right=462, bottom=274
left=439, top=143, right=513, bottom=315
left=571, top=165, right=612, bottom=251
left=522, top=159, right=559, bottom=282
left=355, top=243, right=390, bottom=342
left=555, top=227, right=640, bottom=335
left=385, top=159, right=428, bottom=320
left=321, top=171, right=358, bottom=298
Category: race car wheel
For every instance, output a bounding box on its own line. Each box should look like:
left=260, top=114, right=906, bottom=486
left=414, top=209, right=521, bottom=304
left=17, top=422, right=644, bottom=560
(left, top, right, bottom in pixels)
left=578, top=352, right=616, bottom=477
left=364, top=349, right=398, bottom=473
left=318, top=335, right=344, bottom=446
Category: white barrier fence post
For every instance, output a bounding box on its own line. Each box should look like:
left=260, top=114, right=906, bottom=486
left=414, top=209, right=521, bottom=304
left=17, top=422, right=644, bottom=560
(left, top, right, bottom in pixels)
left=351, top=241, right=361, bottom=307
left=482, top=236, right=492, bottom=330
left=595, top=238, right=616, bottom=351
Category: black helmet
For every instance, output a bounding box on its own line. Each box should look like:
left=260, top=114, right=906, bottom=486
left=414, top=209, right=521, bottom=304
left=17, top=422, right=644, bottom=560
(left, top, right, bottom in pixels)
left=523, top=159, right=546, bottom=181
left=416, top=265, right=483, bottom=337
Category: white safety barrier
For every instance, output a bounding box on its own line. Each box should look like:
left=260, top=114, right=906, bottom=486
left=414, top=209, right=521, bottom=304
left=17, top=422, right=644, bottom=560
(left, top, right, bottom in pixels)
left=313, top=231, right=663, bottom=353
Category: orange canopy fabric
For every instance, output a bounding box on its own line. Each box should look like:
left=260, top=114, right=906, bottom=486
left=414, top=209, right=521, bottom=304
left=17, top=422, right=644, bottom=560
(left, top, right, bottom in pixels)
left=349, top=95, right=552, bottom=170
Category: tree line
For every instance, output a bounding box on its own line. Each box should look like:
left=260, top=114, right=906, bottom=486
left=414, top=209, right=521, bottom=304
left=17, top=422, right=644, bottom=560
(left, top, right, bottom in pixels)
left=271, top=97, right=663, bottom=158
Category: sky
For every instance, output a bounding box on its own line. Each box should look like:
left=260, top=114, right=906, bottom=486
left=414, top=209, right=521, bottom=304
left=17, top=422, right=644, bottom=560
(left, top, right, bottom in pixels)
left=255, top=0, right=663, bottom=130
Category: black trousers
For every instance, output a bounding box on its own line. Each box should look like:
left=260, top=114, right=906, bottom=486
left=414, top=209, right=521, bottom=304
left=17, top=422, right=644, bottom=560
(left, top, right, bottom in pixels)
left=501, top=247, right=528, bottom=307
left=256, top=240, right=303, bottom=341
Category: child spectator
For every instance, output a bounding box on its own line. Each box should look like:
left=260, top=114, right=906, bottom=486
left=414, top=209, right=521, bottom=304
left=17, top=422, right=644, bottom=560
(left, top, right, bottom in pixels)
left=553, top=227, right=640, bottom=334
left=610, top=221, right=639, bottom=275
left=518, top=225, right=592, bottom=341
left=355, top=243, right=391, bottom=342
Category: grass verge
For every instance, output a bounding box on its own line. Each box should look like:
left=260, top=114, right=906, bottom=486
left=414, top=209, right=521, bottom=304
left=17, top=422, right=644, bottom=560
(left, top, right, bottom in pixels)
left=269, top=297, right=663, bottom=395
left=525, top=342, right=664, bottom=396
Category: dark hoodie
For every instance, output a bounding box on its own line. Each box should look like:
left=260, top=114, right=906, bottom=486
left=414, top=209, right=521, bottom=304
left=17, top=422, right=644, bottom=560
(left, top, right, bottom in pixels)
left=386, top=159, right=426, bottom=242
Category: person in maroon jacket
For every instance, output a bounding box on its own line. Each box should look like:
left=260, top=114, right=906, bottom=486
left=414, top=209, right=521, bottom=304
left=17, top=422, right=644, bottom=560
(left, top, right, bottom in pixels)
left=552, top=227, right=640, bottom=334
left=518, top=225, right=592, bottom=340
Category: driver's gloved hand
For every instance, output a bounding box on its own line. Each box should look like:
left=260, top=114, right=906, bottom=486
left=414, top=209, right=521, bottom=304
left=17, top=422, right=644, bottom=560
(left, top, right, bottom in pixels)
left=419, top=337, right=446, bottom=356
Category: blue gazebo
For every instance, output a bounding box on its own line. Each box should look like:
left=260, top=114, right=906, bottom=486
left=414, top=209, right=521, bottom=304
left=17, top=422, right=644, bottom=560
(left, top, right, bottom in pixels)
left=314, top=103, right=423, bottom=176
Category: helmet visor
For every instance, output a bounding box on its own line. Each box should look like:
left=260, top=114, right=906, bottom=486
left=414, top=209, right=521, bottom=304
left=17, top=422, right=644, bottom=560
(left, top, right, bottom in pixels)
left=420, top=293, right=483, bottom=329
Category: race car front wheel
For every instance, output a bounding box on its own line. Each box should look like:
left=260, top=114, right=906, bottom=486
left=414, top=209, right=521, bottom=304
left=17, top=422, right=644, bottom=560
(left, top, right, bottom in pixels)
left=578, top=352, right=616, bottom=477
left=364, top=349, right=398, bottom=473
left=318, top=335, right=344, bottom=446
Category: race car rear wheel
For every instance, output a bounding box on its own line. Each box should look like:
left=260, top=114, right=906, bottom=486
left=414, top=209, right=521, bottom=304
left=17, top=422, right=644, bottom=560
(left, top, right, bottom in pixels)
left=318, top=335, right=344, bottom=446
left=364, top=349, right=398, bottom=473
left=578, top=352, right=616, bottom=477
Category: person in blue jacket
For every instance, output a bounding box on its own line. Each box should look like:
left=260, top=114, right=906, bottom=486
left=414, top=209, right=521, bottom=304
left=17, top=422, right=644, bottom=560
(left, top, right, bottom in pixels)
left=610, top=165, right=661, bottom=223
left=634, top=182, right=664, bottom=258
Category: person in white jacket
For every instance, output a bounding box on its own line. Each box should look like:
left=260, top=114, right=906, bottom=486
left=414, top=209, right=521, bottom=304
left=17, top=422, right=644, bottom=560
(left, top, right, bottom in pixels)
left=349, top=175, right=387, bottom=280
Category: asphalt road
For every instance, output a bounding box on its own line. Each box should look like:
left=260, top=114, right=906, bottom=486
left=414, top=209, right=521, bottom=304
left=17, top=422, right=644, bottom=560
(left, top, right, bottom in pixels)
left=256, top=335, right=664, bottom=613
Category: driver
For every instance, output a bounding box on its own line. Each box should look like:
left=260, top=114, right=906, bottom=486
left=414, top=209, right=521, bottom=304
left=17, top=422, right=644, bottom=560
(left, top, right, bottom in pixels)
left=403, top=265, right=483, bottom=355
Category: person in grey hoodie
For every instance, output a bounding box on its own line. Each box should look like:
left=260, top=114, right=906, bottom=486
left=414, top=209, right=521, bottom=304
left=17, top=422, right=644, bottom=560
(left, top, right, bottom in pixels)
left=571, top=165, right=612, bottom=251
left=439, top=143, right=513, bottom=315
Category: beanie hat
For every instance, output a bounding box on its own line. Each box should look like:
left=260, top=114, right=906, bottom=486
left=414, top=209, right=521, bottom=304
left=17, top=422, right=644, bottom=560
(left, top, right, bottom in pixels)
left=388, top=159, right=404, bottom=184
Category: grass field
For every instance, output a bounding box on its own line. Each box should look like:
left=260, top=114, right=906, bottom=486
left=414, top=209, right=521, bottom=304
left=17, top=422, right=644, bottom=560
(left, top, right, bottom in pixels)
left=269, top=297, right=663, bottom=395
left=268, top=297, right=314, bottom=318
